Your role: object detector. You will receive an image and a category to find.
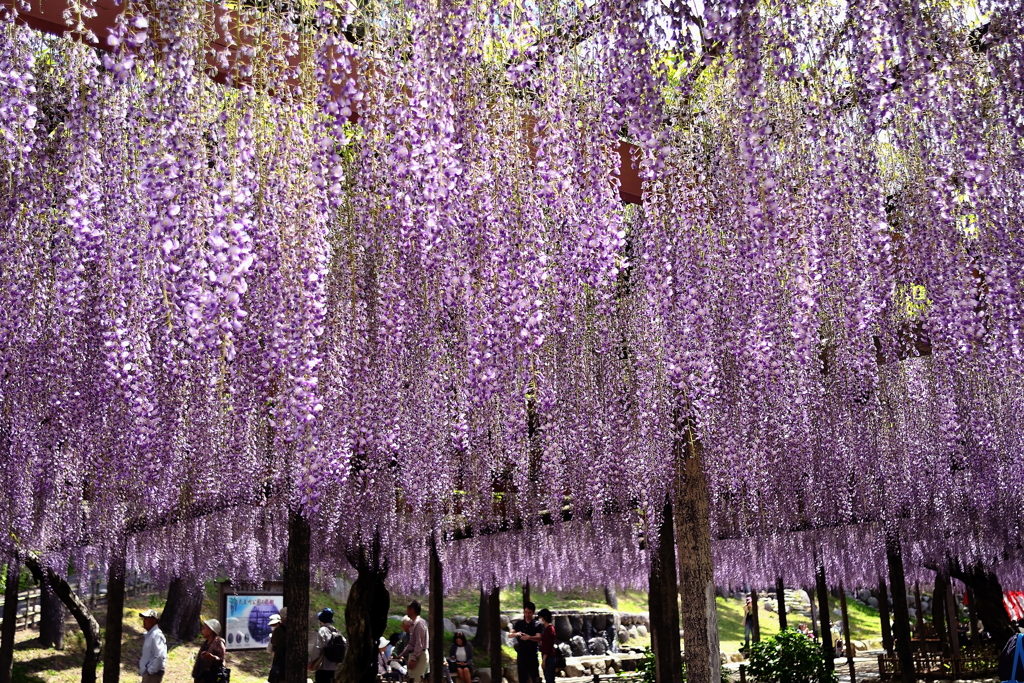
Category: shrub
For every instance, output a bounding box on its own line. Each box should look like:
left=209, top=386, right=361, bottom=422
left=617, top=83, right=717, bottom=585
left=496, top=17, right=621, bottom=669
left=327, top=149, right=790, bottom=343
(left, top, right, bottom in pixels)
left=747, top=629, right=837, bottom=683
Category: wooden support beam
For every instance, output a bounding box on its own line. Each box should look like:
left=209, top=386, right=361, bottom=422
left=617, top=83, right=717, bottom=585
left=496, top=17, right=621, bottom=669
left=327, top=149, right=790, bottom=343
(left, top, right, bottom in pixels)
left=809, top=586, right=819, bottom=640
left=488, top=585, right=502, bottom=683
left=944, top=577, right=960, bottom=660
left=102, top=542, right=127, bottom=683
left=966, top=587, right=981, bottom=651
left=776, top=578, right=787, bottom=631
left=649, top=498, right=683, bottom=683
left=878, top=576, right=894, bottom=656
left=751, top=589, right=761, bottom=644
left=675, top=434, right=721, bottom=683
left=284, top=510, right=311, bottom=683
left=429, top=538, right=445, bottom=683
left=815, top=564, right=834, bottom=676
left=0, top=561, right=19, bottom=683
left=840, top=582, right=855, bottom=683
left=913, top=582, right=923, bottom=638
left=886, top=533, right=916, bottom=683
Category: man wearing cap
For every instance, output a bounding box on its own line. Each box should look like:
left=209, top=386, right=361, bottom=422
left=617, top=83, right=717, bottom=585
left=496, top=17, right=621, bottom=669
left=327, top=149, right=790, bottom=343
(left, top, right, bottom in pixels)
left=309, top=607, right=343, bottom=683
left=268, top=613, right=285, bottom=683
left=138, top=609, right=167, bottom=683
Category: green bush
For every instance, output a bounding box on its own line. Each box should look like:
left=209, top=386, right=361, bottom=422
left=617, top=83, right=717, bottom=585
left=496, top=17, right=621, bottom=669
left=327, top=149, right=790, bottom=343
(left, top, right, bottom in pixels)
left=622, top=646, right=731, bottom=683
left=746, top=629, right=836, bottom=683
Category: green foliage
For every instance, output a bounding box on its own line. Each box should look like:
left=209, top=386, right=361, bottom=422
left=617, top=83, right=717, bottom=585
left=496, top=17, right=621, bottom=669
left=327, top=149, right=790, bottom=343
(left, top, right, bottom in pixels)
left=621, top=646, right=732, bottom=683
left=747, top=629, right=836, bottom=683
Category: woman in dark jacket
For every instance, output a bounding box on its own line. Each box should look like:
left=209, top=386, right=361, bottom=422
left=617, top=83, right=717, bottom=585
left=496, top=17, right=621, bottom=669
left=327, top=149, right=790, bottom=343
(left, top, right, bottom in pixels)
left=448, top=630, right=474, bottom=683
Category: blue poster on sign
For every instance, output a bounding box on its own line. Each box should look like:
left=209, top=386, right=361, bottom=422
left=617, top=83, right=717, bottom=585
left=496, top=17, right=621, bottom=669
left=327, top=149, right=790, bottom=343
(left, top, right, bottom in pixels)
left=225, top=594, right=284, bottom=650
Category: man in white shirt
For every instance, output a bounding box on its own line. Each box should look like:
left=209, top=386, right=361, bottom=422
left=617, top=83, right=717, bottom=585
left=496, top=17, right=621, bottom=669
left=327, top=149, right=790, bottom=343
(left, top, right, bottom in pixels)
left=138, top=609, right=167, bottom=683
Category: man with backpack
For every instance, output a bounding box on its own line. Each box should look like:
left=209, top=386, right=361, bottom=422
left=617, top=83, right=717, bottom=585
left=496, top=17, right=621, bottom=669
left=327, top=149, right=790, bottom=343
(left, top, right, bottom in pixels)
left=309, top=608, right=347, bottom=683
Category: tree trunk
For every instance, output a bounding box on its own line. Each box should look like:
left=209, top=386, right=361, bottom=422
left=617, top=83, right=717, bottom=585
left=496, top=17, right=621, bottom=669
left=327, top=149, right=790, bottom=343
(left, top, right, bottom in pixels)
left=284, top=510, right=311, bottom=683
left=103, top=544, right=127, bottom=683
left=604, top=586, right=618, bottom=611
left=885, top=533, right=916, bottom=683
left=879, top=576, right=893, bottom=656
left=750, top=590, right=760, bottom=644
left=160, top=577, right=203, bottom=642
left=488, top=585, right=502, bottom=683
left=815, top=564, right=834, bottom=676
left=24, top=555, right=102, bottom=683
left=776, top=578, right=787, bottom=631
left=523, top=582, right=530, bottom=610
left=39, top=577, right=66, bottom=649
left=674, top=434, right=720, bottom=683
left=947, top=563, right=1012, bottom=646
left=473, top=585, right=490, bottom=650
left=649, top=498, right=682, bottom=683
left=429, top=538, right=445, bottom=683
left=0, top=561, right=20, bottom=683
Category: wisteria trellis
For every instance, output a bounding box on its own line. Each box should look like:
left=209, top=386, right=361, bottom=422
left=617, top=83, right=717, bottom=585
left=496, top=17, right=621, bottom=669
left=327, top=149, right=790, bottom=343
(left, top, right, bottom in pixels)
left=1, top=0, right=1022, bottom=594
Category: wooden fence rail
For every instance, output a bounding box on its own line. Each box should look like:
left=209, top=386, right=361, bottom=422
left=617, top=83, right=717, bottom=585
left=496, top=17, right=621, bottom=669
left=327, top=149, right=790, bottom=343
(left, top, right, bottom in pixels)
left=0, top=572, right=150, bottom=632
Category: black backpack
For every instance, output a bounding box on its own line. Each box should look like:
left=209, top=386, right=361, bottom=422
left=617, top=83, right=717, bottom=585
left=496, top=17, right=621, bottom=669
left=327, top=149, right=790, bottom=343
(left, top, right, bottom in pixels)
left=323, top=626, right=347, bottom=663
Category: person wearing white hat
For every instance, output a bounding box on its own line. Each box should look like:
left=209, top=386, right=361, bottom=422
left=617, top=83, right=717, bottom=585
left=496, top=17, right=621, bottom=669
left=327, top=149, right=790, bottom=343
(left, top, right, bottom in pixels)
left=192, top=618, right=226, bottom=683
left=138, top=609, right=167, bottom=683
left=378, top=636, right=391, bottom=676
left=268, top=613, right=285, bottom=683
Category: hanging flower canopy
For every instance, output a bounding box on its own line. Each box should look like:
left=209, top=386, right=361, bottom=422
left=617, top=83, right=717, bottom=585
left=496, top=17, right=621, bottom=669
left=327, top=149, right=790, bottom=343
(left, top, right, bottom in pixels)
left=1, top=0, right=1022, bottom=591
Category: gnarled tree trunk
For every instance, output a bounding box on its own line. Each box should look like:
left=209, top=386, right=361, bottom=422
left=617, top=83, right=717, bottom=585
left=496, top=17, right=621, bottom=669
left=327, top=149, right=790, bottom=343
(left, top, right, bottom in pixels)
left=337, top=537, right=391, bottom=683
left=488, top=585, right=502, bottom=683
left=776, top=578, right=787, bottom=631
left=24, top=555, right=102, bottom=683
left=948, top=563, right=1012, bottom=646
left=878, top=576, right=893, bottom=656
left=429, top=538, right=444, bottom=683
left=159, top=576, right=203, bottom=642
left=815, top=563, right=834, bottom=675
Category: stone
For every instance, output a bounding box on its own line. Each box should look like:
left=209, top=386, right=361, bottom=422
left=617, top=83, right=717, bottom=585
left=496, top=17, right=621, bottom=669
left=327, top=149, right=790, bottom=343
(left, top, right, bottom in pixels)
left=730, top=653, right=745, bottom=663
left=452, top=615, right=467, bottom=625
left=556, top=616, right=573, bottom=641
left=467, top=616, right=479, bottom=627
left=620, top=655, right=642, bottom=672
left=444, top=618, right=457, bottom=632
left=500, top=615, right=510, bottom=630
left=461, top=626, right=477, bottom=640
left=582, top=615, right=595, bottom=638
left=593, top=614, right=608, bottom=631
left=764, top=601, right=775, bottom=612
left=853, top=640, right=867, bottom=652
left=570, top=636, right=587, bottom=657
left=588, top=637, right=608, bottom=655
left=569, top=616, right=584, bottom=636
left=628, top=626, right=640, bottom=639
left=505, top=667, right=517, bottom=683
left=908, top=608, right=916, bottom=619
left=617, top=627, right=630, bottom=644
left=868, top=597, right=879, bottom=608
left=636, top=625, right=648, bottom=637
left=330, top=577, right=351, bottom=602
left=590, top=660, right=607, bottom=675
left=858, top=589, right=872, bottom=603
left=563, top=660, right=586, bottom=678
left=478, top=671, right=492, bottom=683
left=558, top=643, right=572, bottom=658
